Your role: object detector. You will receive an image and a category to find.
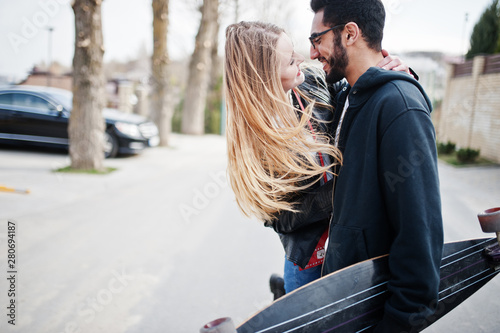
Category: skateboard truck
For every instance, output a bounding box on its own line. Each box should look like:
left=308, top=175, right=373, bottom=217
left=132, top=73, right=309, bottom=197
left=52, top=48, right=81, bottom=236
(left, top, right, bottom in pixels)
left=478, top=207, right=500, bottom=267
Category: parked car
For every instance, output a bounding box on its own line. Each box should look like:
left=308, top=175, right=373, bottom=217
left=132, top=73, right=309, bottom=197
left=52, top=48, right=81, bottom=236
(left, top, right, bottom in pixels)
left=0, top=85, right=159, bottom=157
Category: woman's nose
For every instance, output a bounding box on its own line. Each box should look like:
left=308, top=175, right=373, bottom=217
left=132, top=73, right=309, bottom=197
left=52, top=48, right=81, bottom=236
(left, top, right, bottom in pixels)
left=297, top=53, right=305, bottom=65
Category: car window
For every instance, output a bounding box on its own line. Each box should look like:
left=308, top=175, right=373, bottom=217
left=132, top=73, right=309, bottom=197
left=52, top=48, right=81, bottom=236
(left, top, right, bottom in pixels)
left=0, top=93, right=13, bottom=106
left=12, top=93, right=53, bottom=111
left=49, top=90, right=73, bottom=111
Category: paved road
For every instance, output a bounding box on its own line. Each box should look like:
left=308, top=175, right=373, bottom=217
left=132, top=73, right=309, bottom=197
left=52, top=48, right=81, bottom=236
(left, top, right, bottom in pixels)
left=0, top=135, right=499, bottom=333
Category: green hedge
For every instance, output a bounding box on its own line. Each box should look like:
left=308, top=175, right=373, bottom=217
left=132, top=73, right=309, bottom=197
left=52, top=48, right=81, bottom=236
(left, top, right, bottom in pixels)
left=437, top=141, right=456, bottom=155
left=456, top=148, right=480, bottom=163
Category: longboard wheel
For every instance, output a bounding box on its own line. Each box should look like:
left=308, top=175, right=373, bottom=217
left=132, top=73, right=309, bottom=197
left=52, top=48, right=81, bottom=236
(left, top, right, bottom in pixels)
left=478, top=207, right=500, bottom=233
left=478, top=207, right=500, bottom=265
left=200, top=317, right=236, bottom=333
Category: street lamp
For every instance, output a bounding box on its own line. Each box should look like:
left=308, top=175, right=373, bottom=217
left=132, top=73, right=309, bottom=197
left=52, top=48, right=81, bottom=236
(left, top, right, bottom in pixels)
left=47, top=27, right=54, bottom=87
left=461, top=13, right=469, bottom=62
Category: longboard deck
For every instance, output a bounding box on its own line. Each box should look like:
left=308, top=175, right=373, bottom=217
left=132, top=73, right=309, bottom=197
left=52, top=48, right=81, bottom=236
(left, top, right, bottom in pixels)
left=236, top=238, right=500, bottom=333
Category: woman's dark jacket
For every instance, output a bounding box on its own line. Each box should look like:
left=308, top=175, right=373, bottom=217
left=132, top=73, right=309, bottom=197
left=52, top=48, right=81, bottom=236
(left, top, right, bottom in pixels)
left=266, top=66, right=343, bottom=269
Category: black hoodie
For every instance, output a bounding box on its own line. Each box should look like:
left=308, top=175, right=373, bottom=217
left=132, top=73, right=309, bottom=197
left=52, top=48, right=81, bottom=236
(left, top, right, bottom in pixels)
left=326, top=67, right=444, bottom=332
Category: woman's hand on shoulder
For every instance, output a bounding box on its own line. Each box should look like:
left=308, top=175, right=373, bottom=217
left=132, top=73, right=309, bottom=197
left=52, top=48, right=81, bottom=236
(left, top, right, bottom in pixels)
left=377, top=49, right=412, bottom=77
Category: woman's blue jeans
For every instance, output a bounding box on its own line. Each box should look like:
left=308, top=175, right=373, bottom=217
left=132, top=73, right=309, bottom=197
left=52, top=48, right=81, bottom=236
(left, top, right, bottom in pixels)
left=283, top=258, right=322, bottom=293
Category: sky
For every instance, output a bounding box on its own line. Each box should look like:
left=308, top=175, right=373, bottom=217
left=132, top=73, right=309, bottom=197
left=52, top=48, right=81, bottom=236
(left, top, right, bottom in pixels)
left=0, top=0, right=494, bottom=81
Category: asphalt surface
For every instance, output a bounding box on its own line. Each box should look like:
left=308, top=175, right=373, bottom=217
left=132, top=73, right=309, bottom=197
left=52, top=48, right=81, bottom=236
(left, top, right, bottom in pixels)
left=0, top=134, right=499, bottom=333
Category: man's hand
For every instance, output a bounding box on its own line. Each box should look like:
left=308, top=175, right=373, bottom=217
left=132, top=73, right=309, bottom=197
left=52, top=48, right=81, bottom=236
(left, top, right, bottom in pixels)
left=377, top=49, right=412, bottom=76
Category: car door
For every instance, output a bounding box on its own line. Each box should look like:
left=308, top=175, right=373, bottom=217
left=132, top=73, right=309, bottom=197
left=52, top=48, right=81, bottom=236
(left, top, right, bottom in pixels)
left=0, top=93, right=16, bottom=139
left=10, top=92, right=69, bottom=145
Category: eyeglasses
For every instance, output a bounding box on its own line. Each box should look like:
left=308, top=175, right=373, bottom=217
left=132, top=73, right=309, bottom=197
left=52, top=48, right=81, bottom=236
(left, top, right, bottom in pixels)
left=309, top=24, right=346, bottom=49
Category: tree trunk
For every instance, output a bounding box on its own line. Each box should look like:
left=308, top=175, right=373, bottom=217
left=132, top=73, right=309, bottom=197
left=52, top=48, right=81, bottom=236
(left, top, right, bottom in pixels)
left=206, top=14, right=222, bottom=134
left=209, top=14, right=221, bottom=93
left=151, top=0, right=174, bottom=146
left=181, top=0, right=219, bottom=135
left=70, top=0, right=106, bottom=170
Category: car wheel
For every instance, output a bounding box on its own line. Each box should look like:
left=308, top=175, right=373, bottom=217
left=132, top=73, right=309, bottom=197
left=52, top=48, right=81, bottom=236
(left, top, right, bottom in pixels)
left=104, top=131, right=118, bottom=158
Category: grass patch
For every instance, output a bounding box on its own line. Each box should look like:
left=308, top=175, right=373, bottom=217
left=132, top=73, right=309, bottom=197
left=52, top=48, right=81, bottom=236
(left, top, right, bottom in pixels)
left=54, top=166, right=117, bottom=174
left=438, top=154, right=497, bottom=167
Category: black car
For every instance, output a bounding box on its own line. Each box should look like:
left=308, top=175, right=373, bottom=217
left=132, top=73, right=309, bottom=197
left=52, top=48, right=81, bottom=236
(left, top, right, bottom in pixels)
left=0, top=85, right=159, bottom=157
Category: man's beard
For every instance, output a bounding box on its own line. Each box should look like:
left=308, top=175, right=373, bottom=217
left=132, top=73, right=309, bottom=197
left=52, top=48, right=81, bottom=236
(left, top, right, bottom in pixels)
left=325, top=34, right=349, bottom=84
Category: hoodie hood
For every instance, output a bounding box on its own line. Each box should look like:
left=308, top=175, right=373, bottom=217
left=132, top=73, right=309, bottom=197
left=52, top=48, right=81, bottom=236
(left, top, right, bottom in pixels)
left=348, top=67, right=433, bottom=113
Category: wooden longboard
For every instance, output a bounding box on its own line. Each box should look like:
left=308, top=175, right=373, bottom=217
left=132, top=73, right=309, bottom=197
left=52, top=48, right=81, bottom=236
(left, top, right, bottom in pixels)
left=233, top=238, right=500, bottom=333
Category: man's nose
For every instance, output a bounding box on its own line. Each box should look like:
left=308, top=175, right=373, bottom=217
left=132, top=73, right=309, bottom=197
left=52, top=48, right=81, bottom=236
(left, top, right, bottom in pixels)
left=310, top=45, right=319, bottom=60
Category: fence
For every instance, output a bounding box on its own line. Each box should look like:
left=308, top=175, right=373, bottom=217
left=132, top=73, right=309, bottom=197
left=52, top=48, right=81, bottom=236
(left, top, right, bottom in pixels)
left=439, top=54, right=500, bottom=164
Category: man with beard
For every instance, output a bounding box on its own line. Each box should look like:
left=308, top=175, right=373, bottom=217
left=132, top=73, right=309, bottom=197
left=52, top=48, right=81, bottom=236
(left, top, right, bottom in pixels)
left=308, top=0, right=444, bottom=332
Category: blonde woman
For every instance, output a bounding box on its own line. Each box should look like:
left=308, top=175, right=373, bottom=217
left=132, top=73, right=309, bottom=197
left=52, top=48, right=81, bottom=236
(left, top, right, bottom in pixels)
left=225, top=21, right=410, bottom=293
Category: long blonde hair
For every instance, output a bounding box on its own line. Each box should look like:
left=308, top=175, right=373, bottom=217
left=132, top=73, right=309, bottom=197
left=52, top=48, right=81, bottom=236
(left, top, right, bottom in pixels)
left=224, top=21, right=341, bottom=222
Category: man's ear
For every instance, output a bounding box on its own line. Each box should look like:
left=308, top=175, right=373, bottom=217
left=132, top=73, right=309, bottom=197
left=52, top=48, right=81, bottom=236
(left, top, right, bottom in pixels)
left=344, top=22, right=360, bottom=45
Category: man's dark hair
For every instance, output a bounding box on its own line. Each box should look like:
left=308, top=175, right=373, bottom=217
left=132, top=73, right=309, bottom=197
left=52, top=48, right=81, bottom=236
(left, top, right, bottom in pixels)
left=310, top=0, right=385, bottom=51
